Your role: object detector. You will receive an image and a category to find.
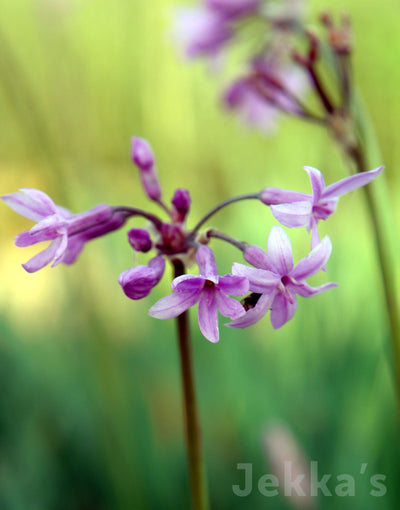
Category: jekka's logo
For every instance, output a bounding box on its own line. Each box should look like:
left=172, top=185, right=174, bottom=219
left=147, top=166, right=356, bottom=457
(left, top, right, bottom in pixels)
left=232, top=462, right=387, bottom=498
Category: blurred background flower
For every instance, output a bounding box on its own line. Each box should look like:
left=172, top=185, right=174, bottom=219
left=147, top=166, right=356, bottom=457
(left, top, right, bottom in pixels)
left=0, top=0, right=399, bottom=509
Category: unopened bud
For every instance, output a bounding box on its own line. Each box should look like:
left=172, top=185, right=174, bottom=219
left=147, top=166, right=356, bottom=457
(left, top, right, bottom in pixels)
left=131, top=137, right=155, bottom=170
left=118, top=256, right=165, bottom=300
left=130, top=137, right=162, bottom=201
left=171, top=188, right=191, bottom=220
left=127, top=228, right=152, bottom=252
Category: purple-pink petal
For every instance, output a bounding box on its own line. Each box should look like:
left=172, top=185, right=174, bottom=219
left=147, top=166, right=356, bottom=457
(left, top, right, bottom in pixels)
left=232, top=263, right=279, bottom=294
left=67, top=204, right=114, bottom=236
left=259, top=187, right=310, bottom=205
left=291, top=281, right=338, bottom=297
left=196, top=245, right=218, bottom=281
left=198, top=289, right=219, bottom=342
left=2, top=189, right=56, bottom=221
left=149, top=290, right=200, bottom=319
left=271, top=201, right=312, bottom=228
left=22, top=237, right=63, bottom=273
left=15, top=230, right=57, bottom=247
left=51, top=231, right=69, bottom=267
left=227, top=292, right=275, bottom=328
left=291, top=236, right=332, bottom=280
left=310, top=217, right=320, bottom=251
left=304, top=166, right=325, bottom=203
left=322, top=166, right=384, bottom=199
left=216, top=291, right=245, bottom=319
left=171, top=275, right=205, bottom=293
left=270, top=292, right=298, bottom=329
left=267, top=225, right=294, bottom=275
left=243, top=244, right=273, bottom=270
left=218, top=274, right=249, bottom=295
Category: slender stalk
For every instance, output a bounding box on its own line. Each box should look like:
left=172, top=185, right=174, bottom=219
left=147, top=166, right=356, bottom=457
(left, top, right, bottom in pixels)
left=113, top=206, right=163, bottom=230
left=349, top=144, right=400, bottom=409
left=190, top=193, right=259, bottom=236
left=173, top=259, right=209, bottom=510
left=206, top=228, right=247, bottom=252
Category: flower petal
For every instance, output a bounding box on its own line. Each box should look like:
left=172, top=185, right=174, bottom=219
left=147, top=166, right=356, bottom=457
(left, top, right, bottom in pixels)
left=2, top=189, right=56, bottom=221
left=259, top=187, right=311, bottom=205
left=21, top=237, right=63, bottom=273
left=267, top=225, right=294, bottom=275
left=51, top=232, right=69, bottom=267
left=270, top=292, right=298, bottom=329
left=196, top=245, right=218, bottom=281
left=291, top=281, right=338, bottom=297
left=15, top=230, right=57, bottom=247
left=271, top=201, right=312, bottom=228
left=291, top=236, right=332, bottom=280
left=218, top=274, right=249, bottom=295
left=310, top=217, right=320, bottom=251
left=322, top=166, right=384, bottom=199
left=149, top=290, right=200, bottom=319
left=227, top=292, right=275, bottom=328
left=62, top=237, right=85, bottom=265
left=172, top=275, right=205, bottom=293
left=304, top=166, right=325, bottom=202
left=243, top=244, right=274, bottom=270
left=198, top=289, right=219, bottom=342
left=216, top=291, right=244, bottom=319
left=232, top=263, right=279, bottom=293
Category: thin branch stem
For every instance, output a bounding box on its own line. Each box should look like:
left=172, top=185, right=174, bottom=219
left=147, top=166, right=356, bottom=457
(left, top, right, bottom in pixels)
left=173, top=259, right=209, bottom=510
left=206, top=228, right=247, bottom=252
left=190, top=193, right=259, bottom=236
left=307, top=64, right=335, bottom=114
left=113, top=206, right=163, bottom=230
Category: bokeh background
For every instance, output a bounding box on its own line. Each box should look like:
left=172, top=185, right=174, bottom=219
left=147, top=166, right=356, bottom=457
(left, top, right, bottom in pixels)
left=0, top=0, right=399, bottom=509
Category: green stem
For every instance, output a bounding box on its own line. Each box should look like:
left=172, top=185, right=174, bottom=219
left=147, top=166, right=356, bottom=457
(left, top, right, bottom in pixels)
left=349, top=143, right=400, bottom=410
left=173, top=259, right=210, bottom=510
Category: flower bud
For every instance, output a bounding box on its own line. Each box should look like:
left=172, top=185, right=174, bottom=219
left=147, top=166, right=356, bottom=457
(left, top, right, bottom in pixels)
left=127, top=228, right=152, bottom=253
left=171, top=188, right=191, bottom=221
left=131, top=137, right=162, bottom=201
left=131, top=137, right=155, bottom=170
left=118, top=256, right=165, bottom=300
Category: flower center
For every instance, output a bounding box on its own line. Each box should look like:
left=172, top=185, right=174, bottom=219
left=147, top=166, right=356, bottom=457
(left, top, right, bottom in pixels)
left=204, top=279, right=215, bottom=288
left=281, top=275, right=290, bottom=286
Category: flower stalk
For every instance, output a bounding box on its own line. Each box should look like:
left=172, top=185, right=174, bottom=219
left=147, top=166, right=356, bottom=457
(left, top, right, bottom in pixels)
left=173, top=259, right=210, bottom=510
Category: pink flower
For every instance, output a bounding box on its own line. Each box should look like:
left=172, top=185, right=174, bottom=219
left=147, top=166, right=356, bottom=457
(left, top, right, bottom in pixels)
left=1, top=188, right=122, bottom=272
left=149, top=245, right=249, bottom=342
left=228, top=226, right=337, bottom=329
left=260, top=166, right=384, bottom=248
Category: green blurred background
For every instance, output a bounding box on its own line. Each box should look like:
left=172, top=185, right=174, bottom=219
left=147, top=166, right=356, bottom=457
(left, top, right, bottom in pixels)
left=0, top=0, right=399, bottom=509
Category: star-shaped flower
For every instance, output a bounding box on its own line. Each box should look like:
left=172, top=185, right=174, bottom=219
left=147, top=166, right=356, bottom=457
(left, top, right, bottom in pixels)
left=260, top=165, right=384, bottom=248
left=228, top=225, right=337, bottom=329
left=149, top=245, right=249, bottom=342
left=1, top=188, right=122, bottom=272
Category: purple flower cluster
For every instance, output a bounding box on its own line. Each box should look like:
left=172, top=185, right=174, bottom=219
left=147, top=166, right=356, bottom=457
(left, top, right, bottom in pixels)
left=2, top=137, right=383, bottom=342
left=172, top=0, right=260, bottom=59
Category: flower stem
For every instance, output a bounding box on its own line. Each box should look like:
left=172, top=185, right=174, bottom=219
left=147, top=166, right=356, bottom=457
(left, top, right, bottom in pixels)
left=173, top=259, right=210, bottom=510
left=190, top=193, right=259, bottom=236
left=113, top=206, right=163, bottom=230
left=349, top=143, right=400, bottom=411
left=206, top=228, right=247, bottom=252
